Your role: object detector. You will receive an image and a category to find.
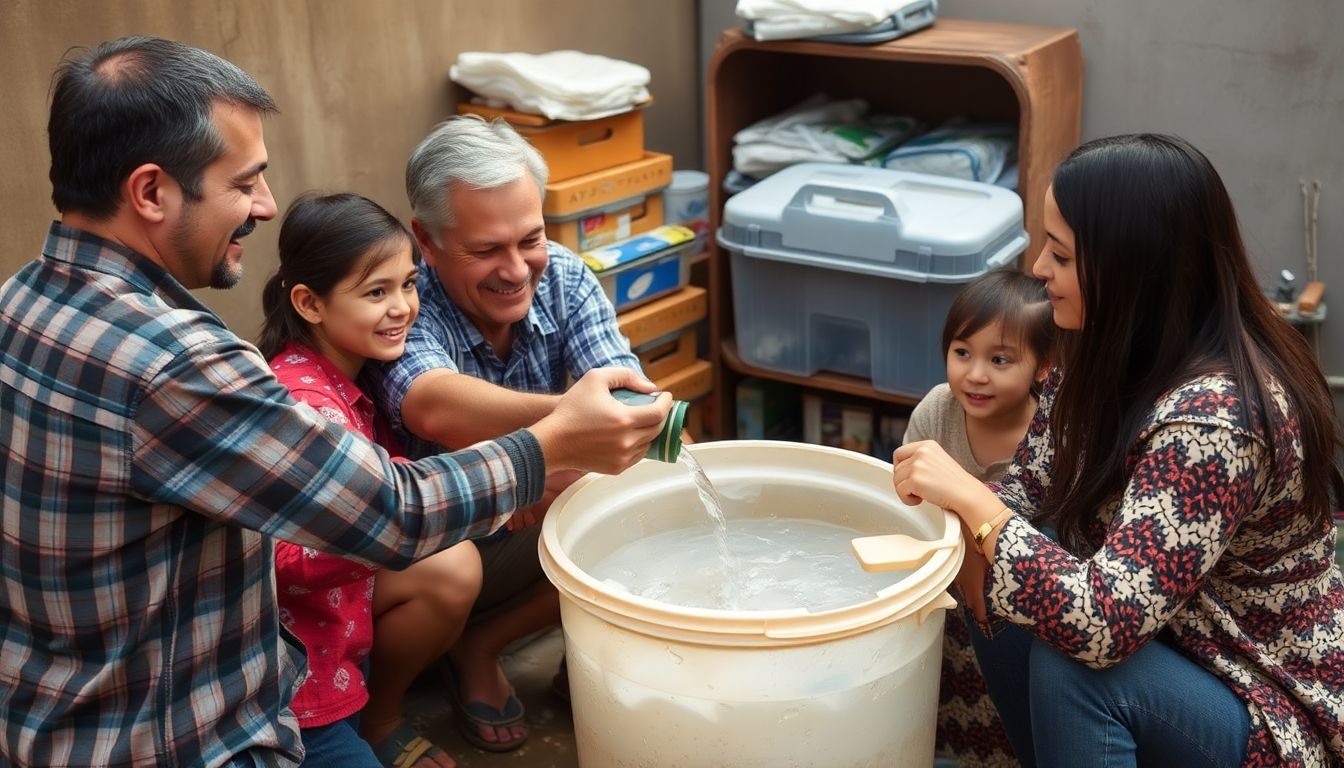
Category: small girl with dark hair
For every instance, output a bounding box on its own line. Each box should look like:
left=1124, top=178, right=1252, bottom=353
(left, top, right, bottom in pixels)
left=259, top=192, right=466, bottom=768
left=905, top=267, right=1053, bottom=766
left=906, top=267, right=1054, bottom=479
left=895, top=134, right=1344, bottom=766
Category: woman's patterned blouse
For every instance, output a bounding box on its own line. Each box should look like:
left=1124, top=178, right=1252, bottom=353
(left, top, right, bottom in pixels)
left=987, top=370, right=1344, bottom=767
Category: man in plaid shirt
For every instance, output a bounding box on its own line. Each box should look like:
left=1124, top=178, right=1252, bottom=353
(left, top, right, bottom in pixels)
left=0, top=37, right=671, bottom=767
left=364, top=117, right=653, bottom=752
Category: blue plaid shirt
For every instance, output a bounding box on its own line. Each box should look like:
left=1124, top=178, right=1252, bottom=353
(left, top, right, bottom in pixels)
left=0, top=223, right=545, bottom=768
left=371, top=242, right=640, bottom=460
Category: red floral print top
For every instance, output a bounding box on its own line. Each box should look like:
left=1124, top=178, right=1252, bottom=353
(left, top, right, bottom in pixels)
left=268, top=342, right=402, bottom=727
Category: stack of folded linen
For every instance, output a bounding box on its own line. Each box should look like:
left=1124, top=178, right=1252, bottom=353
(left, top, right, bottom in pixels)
left=732, top=93, right=922, bottom=178
left=450, top=50, right=650, bottom=121
left=867, top=119, right=1018, bottom=186
left=736, top=0, right=937, bottom=42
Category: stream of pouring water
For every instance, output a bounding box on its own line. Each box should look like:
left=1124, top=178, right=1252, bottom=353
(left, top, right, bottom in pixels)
left=676, top=449, right=742, bottom=608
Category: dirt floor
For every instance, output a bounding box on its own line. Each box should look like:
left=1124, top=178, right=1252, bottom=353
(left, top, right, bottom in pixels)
left=404, top=627, right=579, bottom=768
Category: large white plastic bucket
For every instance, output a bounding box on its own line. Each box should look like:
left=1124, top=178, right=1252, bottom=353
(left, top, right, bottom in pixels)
left=539, top=441, right=963, bottom=767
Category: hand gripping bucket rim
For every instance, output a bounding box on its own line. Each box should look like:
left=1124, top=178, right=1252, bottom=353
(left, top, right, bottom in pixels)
left=539, top=440, right=964, bottom=647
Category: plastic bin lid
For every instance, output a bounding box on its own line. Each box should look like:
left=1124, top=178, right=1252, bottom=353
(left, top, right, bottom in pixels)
left=718, top=163, right=1027, bottom=282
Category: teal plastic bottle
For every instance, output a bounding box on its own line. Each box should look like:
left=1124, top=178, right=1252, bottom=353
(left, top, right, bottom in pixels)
left=610, top=388, right=688, bottom=463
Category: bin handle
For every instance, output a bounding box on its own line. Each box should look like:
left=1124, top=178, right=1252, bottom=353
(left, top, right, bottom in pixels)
left=917, top=591, right=958, bottom=625
left=984, top=233, right=1029, bottom=269
left=788, top=183, right=905, bottom=223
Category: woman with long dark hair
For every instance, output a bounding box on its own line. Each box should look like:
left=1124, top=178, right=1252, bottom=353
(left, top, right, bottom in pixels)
left=893, top=134, right=1344, bottom=766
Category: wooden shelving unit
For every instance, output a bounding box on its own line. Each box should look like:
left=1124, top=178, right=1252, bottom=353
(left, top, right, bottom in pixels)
left=704, top=20, right=1084, bottom=437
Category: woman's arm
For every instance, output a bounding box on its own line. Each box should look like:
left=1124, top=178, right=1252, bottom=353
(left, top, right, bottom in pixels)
left=981, top=419, right=1262, bottom=667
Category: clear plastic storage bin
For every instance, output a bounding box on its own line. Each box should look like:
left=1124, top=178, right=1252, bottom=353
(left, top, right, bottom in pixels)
left=718, top=163, right=1028, bottom=398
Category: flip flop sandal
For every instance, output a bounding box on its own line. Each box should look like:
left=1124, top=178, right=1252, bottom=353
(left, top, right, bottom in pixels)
left=444, top=660, right=528, bottom=753
left=370, top=720, right=454, bottom=768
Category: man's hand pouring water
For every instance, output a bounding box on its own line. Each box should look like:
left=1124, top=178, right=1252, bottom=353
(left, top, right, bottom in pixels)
left=529, top=367, right=673, bottom=476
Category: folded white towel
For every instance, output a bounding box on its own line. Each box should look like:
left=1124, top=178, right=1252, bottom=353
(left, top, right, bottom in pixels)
left=450, top=50, right=651, bottom=121
left=735, top=94, right=868, bottom=146
left=737, top=0, right=924, bottom=41
left=733, top=94, right=921, bottom=177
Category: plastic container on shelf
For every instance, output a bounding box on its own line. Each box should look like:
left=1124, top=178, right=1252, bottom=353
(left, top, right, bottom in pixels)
left=545, top=190, right=664, bottom=253
left=540, top=441, right=962, bottom=768
left=664, top=169, right=711, bottom=252
left=717, top=162, right=1027, bottom=398
left=582, top=225, right=697, bottom=313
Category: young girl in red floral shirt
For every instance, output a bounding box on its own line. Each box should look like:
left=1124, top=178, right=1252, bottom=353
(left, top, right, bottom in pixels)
left=258, top=192, right=470, bottom=768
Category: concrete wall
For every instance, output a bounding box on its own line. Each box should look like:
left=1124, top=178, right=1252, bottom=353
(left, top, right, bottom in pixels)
left=700, top=0, right=1344, bottom=410
left=1, top=0, right=700, bottom=338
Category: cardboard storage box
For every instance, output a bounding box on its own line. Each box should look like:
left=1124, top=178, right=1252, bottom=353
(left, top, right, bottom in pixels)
left=458, top=102, right=645, bottom=183
left=616, top=285, right=707, bottom=348
left=544, top=152, right=672, bottom=218
left=634, top=328, right=697, bottom=381
left=655, top=359, right=713, bottom=403
left=546, top=191, right=664, bottom=253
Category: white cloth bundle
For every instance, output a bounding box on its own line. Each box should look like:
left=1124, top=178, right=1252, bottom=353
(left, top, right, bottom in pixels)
left=733, top=94, right=921, bottom=177
left=736, top=0, right=922, bottom=40
left=869, top=120, right=1017, bottom=184
left=450, top=50, right=650, bottom=121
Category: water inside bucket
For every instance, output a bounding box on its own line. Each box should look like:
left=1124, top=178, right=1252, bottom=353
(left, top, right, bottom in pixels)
left=589, top=517, right=911, bottom=612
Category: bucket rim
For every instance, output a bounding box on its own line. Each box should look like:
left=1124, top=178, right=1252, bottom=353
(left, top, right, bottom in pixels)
left=539, top=440, right=964, bottom=645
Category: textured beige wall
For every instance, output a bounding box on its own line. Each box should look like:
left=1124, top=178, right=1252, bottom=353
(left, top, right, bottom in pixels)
left=0, top=0, right=700, bottom=337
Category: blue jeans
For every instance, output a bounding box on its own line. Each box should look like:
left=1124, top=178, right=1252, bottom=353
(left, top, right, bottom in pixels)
left=967, top=619, right=1251, bottom=767
left=300, top=712, right=380, bottom=767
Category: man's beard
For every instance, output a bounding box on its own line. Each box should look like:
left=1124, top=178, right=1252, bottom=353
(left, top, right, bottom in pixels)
left=209, top=257, right=243, bottom=290
left=211, top=217, right=257, bottom=289
left=168, top=199, right=253, bottom=290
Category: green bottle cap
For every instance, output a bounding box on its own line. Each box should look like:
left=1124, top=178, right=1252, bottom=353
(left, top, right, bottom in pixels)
left=610, top=388, right=688, bottom=463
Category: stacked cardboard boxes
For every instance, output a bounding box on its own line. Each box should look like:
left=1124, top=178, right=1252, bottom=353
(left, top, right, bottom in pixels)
left=617, top=286, right=712, bottom=440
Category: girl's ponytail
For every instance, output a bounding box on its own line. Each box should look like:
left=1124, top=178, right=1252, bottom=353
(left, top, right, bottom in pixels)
left=257, top=269, right=305, bottom=360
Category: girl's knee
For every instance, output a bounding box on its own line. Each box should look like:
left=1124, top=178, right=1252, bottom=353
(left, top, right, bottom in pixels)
left=425, top=541, right=483, bottom=614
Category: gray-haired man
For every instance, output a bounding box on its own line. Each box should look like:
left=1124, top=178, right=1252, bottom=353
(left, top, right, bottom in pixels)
left=367, top=115, right=648, bottom=752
